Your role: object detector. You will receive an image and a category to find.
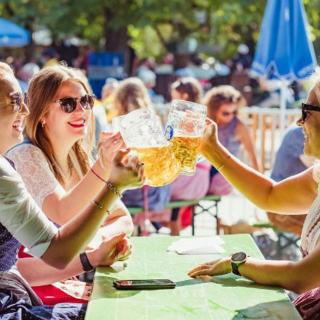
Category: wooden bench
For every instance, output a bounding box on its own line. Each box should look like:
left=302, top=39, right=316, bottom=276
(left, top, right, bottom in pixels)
left=128, top=194, right=222, bottom=235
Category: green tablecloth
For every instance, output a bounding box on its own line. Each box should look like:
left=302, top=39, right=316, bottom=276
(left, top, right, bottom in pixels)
left=86, top=235, right=301, bottom=320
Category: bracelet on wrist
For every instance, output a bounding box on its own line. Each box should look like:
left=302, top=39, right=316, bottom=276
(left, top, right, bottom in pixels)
left=90, top=168, right=122, bottom=198
left=216, top=154, right=231, bottom=172
left=216, top=163, right=225, bottom=171
left=91, top=199, right=104, bottom=210
left=91, top=200, right=111, bottom=216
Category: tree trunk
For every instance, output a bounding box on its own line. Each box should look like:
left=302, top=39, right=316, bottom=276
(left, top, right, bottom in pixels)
left=103, top=7, right=131, bottom=74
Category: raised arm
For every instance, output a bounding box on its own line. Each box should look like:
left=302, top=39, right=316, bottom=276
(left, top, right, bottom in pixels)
left=200, top=123, right=317, bottom=214
left=7, top=133, right=133, bottom=233
left=0, top=150, right=143, bottom=269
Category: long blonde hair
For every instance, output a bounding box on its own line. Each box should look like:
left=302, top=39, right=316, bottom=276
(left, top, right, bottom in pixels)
left=113, top=77, right=151, bottom=115
left=0, top=62, right=15, bottom=110
left=26, top=65, right=94, bottom=185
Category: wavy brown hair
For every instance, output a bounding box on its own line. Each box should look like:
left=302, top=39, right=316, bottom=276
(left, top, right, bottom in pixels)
left=25, top=65, right=94, bottom=185
left=171, top=77, right=203, bottom=103
left=113, top=77, right=151, bottom=115
left=203, top=85, right=245, bottom=121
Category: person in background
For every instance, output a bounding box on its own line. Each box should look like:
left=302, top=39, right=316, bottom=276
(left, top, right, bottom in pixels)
left=7, top=65, right=135, bottom=303
left=204, top=85, right=259, bottom=196
left=168, top=77, right=211, bottom=235
left=41, top=47, right=59, bottom=67
left=101, top=78, right=119, bottom=123
left=188, top=77, right=320, bottom=319
left=0, top=61, right=143, bottom=319
left=231, top=44, right=252, bottom=72
left=267, top=125, right=313, bottom=236
left=16, top=62, right=40, bottom=92
left=137, top=66, right=164, bottom=104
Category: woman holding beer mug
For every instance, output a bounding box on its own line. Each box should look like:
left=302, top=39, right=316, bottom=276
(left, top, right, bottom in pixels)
left=7, top=65, right=135, bottom=302
left=189, top=79, right=320, bottom=319
left=0, top=62, right=143, bottom=319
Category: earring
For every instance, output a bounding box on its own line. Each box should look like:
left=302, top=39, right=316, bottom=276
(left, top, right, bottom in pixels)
left=41, top=121, right=45, bottom=128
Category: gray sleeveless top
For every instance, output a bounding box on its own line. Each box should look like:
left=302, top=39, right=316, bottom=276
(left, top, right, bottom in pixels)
left=218, top=117, right=241, bottom=156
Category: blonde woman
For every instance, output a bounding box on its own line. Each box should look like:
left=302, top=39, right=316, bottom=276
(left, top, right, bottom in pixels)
left=7, top=65, right=135, bottom=302
left=189, top=80, right=320, bottom=319
left=0, top=62, right=142, bottom=318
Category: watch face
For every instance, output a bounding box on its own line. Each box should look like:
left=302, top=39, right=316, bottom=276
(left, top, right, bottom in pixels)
left=231, top=251, right=247, bottom=262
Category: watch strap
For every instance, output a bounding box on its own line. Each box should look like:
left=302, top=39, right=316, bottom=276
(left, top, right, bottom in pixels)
left=80, top=252, right=94, bottom=272
left=231, top=261, right=241, bottom=276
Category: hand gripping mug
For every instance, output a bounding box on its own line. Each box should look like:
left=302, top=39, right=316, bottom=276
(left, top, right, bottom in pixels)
left=165, top=99, right=207, bottom=175
left=113, top=108, right=180, bottom=187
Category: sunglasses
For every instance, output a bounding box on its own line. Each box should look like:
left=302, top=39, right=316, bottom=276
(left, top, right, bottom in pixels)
left=9, top=92, right=28, bottom=112
left=53, top=94, right=95, bottom=113
left=299, top=103, right=320, bottom=124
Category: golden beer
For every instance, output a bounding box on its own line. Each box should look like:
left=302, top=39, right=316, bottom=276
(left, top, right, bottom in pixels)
left=169, top=135, right=201, bottom=174
left=134, top=145, right=180, bottom=187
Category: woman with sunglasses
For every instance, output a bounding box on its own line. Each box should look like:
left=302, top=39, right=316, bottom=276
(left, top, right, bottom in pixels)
left=204, top=85, right=259, bottom=196
left=188, top=84, right=320, bottom=319
left=0, top=63, right=143, bottom=319
left=7, top=65, right=136, bottom=302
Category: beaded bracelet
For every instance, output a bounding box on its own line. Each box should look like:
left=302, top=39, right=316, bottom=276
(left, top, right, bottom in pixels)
left=216, top=154, right=231, bottom=171
left=91, top=199, right=104, bottom=209
left=216, top=163, right=225, bottom=171
left=90, top=168, right=122, bottom=198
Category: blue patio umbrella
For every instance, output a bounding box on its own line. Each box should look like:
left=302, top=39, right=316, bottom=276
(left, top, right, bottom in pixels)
left=0, top=18, right=30, bottom=47
left=252, top=0, right=316, bottom=133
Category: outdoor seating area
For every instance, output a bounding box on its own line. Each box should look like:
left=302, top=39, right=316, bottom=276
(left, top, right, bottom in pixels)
left=1, top=0, right=320, bottom=320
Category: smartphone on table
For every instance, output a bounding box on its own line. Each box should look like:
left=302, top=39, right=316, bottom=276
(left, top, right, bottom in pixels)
left=113, top=279, right=176, bottom=290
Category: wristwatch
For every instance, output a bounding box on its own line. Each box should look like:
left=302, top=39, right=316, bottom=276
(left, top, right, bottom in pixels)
left=231, top=251, right=247, bottom=276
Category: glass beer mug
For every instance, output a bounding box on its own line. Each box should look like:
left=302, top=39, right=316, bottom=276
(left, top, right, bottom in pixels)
left=113, top=108, right=180, bottom=187
left=165, top=99, right=207, bottom=175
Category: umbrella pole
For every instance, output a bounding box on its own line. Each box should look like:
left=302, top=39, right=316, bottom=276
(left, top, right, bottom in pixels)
left=279, top=81, right=287, bottom=137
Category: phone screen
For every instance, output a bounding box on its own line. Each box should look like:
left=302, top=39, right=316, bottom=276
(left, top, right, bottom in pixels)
left=113, top=279, right=176, bottom=290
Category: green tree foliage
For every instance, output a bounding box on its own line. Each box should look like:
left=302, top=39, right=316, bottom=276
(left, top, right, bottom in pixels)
left=0, top=0, right=319, bottom=61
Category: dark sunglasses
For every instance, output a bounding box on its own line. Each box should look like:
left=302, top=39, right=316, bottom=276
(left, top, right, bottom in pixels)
left=221, top=110, right=237, bottom=117
left=299, top=103, right=320, bottom=124
left=9, top=92, right=28, bottom=112
left=54, top=94, right=95, bottom=113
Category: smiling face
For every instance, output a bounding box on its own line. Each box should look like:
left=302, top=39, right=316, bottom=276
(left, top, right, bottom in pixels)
left=298, top=85, right=320, bottom=159
left=42, top=80, right=91, bottom=148
left=0, top=74, right=29, bottom=154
